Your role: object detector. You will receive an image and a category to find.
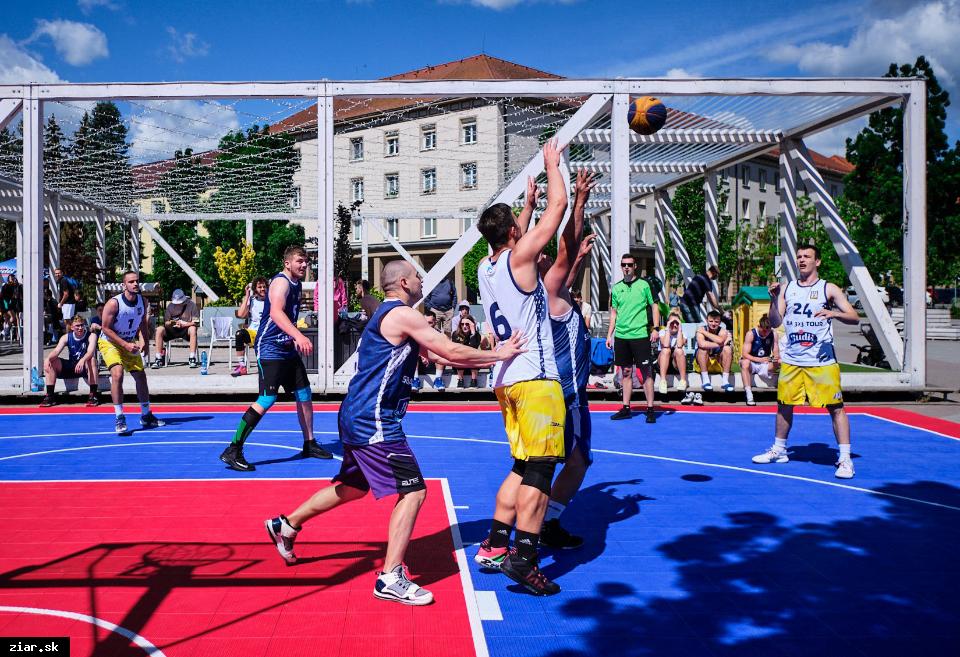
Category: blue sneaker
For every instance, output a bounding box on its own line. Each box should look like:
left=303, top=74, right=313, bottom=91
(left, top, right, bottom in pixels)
left=433, top=378, right=445, bottom=391
left=411, top=377, right=422, bottom=391
left=721, top=383, right=735, bottom=393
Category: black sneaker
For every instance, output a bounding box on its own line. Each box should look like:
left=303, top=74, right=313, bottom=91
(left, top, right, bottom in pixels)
left=302, top=441, right=333, bottom=459
left=151, top=359, right=161, bottom=369
left=39, top=395, right=56, bottom=408
left=645, top=408, right=657, bottom=424
left=611, top=406, right=632, bottom=420
left=189, top=357, right=198, bottom=369
left=501, top=553, right=560, bottom=596
left=540, top=519, right=584, bottom=550
left=220, top=444, right=255, bottom=471
left=141, top=412, right=166, bottom=429
left=115, top=415, right=128, bottom=435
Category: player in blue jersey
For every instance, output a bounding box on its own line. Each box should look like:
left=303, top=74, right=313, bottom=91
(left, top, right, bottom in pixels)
left=39, top=315, right=99, bottom=407
left=265, top=259, right=525, bottom=605
left=220, top=245, right=332, bottom=471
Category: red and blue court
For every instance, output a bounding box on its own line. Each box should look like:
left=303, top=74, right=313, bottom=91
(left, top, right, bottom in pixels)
left=0, top=403, right=958, bottom=657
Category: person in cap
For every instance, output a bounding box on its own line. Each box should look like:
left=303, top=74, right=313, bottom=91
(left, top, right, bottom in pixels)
left=153, top=288, right=200, bottom=368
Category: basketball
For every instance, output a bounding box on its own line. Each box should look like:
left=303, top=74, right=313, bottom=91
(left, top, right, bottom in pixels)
left=627, top=96, right=667, bottom=135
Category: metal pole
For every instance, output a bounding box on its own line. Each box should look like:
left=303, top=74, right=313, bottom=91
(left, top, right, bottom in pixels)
left=245, top=217, right=253, bottom=247
left=317, top=89, right=335, bottom=392
left=21, top=87, right=44, bottom=392
left=778, top=142, right=799, bottom=282
left=48, top=193, right=60, bottom=299
left=129, top=218, right=140, bottom=272
left=653, top=192, right=666, bottom=302
left=360, top=214, right=369, bottom=282
left=610, top=90, right=631, bottom=281
left=95, top=209, right=106, bottom=304
left=902, top=80, right=927, bottom=387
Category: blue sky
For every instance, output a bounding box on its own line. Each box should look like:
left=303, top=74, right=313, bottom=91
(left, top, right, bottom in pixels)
left=3, top=0, right=959, bottom=156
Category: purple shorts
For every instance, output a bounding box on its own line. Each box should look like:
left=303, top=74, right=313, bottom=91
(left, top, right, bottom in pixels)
left=333, top=440, right=426, bottom=500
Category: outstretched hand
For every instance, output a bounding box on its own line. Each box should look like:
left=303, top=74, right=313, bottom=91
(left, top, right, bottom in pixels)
left=573, top=170, right=598, bottom=205
left=525, top=176, right=540, bottom=208
left=495, top=329, right=528, bottom=361
left=542, top=137, right=563, bottom=169
left=578, top=234, right=597, bottom=259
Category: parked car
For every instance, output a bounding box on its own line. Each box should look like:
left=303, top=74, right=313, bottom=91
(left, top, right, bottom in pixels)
left=846, top=285, right=889, bottom=309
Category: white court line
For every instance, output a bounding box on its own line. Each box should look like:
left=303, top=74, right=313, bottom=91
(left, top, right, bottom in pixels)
left=474, top=591, right=503, bottom=621
left=440, top=478, right=490, bottom=657
left=0, top=605, right=166, bottom=656
left=0, top=441, right=343, bottom=462
left=863, top=412, right=960, bottom=442
left=0, top=430, right=342, bottom=441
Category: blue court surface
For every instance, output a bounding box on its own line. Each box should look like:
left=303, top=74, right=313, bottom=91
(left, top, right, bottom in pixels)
left=1, top=404, right=958, bottom=657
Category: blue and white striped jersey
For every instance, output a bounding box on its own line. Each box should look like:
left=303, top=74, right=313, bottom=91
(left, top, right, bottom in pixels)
left=255, top=273, right=301, bottom=360
left=338, top=299, right=421, bottom=446
left=551, top=302, right=590, bottom=405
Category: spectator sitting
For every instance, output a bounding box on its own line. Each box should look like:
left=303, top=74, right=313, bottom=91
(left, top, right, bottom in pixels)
left=695, top=309, right=734, bottom=392
left=454, top=300, right=471, bottom=334
left=739, top=313, right=780, bottom=406
left=451, top=315, right=482, bottom=388
left=355, top=279, right=380, bottom=320
left=656, top=311, right=688, bottom=394
left=153, top=288, right=200, bottom=369
left=424, top=276, right=457, bottom=334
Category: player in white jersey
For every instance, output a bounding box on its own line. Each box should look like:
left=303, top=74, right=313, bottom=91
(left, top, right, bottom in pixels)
left=232, top=276, right=268, bottom=376
left=474, top=139, right=567, bottom=596
left=98, top=270, right=165, bottom=435
left=752, top=244, right=860, bottom=478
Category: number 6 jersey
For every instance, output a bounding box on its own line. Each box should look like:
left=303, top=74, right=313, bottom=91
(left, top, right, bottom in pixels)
left=478, top=249, right=558, bottom=388
left=781, top=278, right=836, bottom=366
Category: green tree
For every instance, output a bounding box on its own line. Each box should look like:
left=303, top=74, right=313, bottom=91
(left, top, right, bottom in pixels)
left=663, top=178, right=733, bottom=296
left=844, top=56, right=960, bottom=285
left=44, top=115, right=66, bottom=189
left=0, top=125, right=22, bottom=261
left=334, top=202, right=356, bottom=284
left=795, top=196, right=846, bottom=285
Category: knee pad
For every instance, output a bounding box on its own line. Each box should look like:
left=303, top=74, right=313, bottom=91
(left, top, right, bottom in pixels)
left=234, top=329, right=246, bottom=345
left=520, top=459, right=557, bottom=495
left=293, top=387, right=312, bottom=403
left=255, top=394, right=278, bottom=410
left=511, top=459, right=527, bottom=477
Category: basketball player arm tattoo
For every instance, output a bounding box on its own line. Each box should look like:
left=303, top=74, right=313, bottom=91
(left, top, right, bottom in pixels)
left=516, top=176, right=539, bottom=235
left=819, top=283, right=860, bottom=324
left=512, top=139, right=568, bottom=278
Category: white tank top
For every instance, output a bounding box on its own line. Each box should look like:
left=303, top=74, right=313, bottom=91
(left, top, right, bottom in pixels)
left=248, top=297, right=265, bottom=332
left=781, top=279, right=835, bottom=366
left=107, top=292, right=146, bottom=342
left=478, top=249, right=558, bottom=388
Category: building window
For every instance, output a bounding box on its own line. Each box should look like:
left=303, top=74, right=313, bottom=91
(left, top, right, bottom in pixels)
left=830, top=184, right=839, bottom=198
left=421, top=124, right=436, bottom=151
left=461, top=119, right=477, bottom=145
left=385, top=173, right=399, bottom=198
left=741, top=198, right=750, bottom=219
left=635, top=221, right=646, bottom=244
left=150, top=200, right=165, bottom=214
left=461, top=208, right=476, bottom=233
left=758, top=201, right=766, bottom=219
left=741, top=165, right=750, bottom=189
left=774, top=172, right=780, bottom=190
left=422, top=217, right=437, bottom=238
left=421, top=168, right=437, bottom=194
left=759, top=169, right=767, bottom=192
left=351, top=177, right=364, bottom=202
left=385, top=131, right=399, bottom=157
left=350, top=137, right=363, bottom=161
left=387, top=217, right=399, bottom=239
left=461, top=162, right=477, bottom=189
left=351, top=217, right=362, bottom=242
left=292, top=187, right=301, bottom=209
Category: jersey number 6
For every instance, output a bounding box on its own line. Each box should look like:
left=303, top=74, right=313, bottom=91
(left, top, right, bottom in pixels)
left=489, top=302, right=512, bottom=340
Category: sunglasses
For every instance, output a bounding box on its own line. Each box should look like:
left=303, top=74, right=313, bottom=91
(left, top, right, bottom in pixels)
left=620, top=262, right=635, bottom=268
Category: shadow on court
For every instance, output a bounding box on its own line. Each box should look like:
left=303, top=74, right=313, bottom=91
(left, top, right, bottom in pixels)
left=786, top=441, right=862, bottom=467
left=543, top=481, right=960, bottom=657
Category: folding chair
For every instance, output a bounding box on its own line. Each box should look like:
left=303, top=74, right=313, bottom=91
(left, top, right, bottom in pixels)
left=208, top=316, right=236, bottom=366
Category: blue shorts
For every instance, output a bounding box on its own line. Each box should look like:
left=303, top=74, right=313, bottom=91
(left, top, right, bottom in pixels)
left=565, top=403, right=592, bottom=465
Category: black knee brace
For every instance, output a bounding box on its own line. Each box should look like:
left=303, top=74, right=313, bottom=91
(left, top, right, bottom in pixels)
left=520, top=459, right=557, bottom=495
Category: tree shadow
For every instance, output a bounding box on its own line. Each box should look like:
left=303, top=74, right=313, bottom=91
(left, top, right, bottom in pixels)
left=543, top=481, right=960, bottom=657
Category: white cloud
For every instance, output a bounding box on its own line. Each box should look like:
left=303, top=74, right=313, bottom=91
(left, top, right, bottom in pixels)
left=127, top=100, right=239, bottom=164
left=29, top=19, right=108, bottom=67
left=78, top=0, right=120, bottom=13
left=165, top=27, right=210, bottom=63
left=769, top=1, right=960, bottom=87
left=443, top=0, right=578, bottom=9
left=665, top=68, right=699, bottom=79
left=0, top=34, right=63, bottom=84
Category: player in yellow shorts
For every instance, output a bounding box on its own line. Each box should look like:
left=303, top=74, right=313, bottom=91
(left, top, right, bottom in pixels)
left=495, top=379, right=566, bottom=461
left=751, top=244, right=860, bottom=479
left=99, top=338, right=145, bottom=373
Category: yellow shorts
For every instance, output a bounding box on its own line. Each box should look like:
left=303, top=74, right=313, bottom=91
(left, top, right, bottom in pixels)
left=98, top=338, right=144, bottom=373
left=245, top=328, right=257, bottom=343
left=495, top=379, right=566, bottom=462
left=693, top=353, right=724, bottom=374
left=777, top=363, right=842, bottom=407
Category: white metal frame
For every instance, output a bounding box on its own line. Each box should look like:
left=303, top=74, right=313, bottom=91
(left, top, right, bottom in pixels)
left=1, top=77, right=926, bottom=394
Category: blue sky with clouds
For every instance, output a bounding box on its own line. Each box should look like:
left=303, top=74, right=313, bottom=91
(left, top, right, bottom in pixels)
left=3, top=0, right=959, bottom=156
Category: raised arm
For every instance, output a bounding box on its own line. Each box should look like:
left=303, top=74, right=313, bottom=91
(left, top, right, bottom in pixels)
left=236, top=284, right=251, bottom=319
left=516, top=176, right=539, bottom=236
left=767, top=282, right=786, bottom=328
left=544, top=170, right=595, bottom=297
left=511, top=139, right=569, bottom=277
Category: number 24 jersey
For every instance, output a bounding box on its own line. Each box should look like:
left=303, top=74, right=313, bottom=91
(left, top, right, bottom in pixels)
left=781, top=279, right=836, bottom=366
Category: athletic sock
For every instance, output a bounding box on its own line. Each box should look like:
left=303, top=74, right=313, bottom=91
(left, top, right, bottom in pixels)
left=45, top=384, right=54, bottom=396
left=190, top=351, right=197, bottom=359
left=114, top=404, right=124, bottom=417
left=838, top=444, right=852, bottom=460
left=544, top=500, right=566, bottom=523
left=89, top=383, right=98, bottom=394
left=701, top=372, right=710, bottom=386
left=238, top=356, right=246, bottom=366
left=514, top=529, right=540, bottom=562
left=774, top=438, right=787, bottom=451
left=231, top=406, right=263, bottom=447
left=140, top=402, right=151, bottom=415
left=745, top=387, right=754, bottom=401
left=487, top=519, right=513, bottom=549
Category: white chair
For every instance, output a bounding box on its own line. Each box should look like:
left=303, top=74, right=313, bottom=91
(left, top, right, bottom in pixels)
left=208, top=316, right=236, bottom=366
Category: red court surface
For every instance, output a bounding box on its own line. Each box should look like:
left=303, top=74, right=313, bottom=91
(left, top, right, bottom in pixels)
left=0, top=479, right=478, bottom=657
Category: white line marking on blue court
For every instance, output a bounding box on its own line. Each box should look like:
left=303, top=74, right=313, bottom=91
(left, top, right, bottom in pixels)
left=0, top=441, right=343, bottom=462
left=474, top=590, right=503, bottom=621
left=454, top=505, right=470, bottom=509
left=0, top=606, right=166, bottom=656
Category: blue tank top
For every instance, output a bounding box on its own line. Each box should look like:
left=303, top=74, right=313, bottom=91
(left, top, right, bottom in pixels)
left=550, top=302, right=590, bottom=406
left=66, top=330, right=89, bottom=363
left=255, top=273, right=301, bottom=360
left=749, top=328, right=775, bottom=358
left=338, top=300, right=420, bottom=446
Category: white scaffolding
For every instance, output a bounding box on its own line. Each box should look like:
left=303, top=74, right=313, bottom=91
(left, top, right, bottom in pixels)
left=0, top=77, right=927, bottom=394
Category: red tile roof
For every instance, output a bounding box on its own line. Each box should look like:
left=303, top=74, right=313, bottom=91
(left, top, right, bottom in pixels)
left=766, top=148, right=854, bottom=175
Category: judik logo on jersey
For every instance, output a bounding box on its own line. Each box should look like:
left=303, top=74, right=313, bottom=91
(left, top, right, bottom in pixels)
left=789, top=332, right=818, bottom=348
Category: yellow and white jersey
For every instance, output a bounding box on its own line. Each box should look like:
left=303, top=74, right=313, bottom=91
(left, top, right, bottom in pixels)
left=107, top=293, right=146, bottom=343
left=781, top=279, right=836, bottom=366
left=478, top=249, right=558, bottom=388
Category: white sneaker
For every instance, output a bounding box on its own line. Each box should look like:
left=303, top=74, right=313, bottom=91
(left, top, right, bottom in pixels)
left=676, top=379, right=687, bottom=391
left=657, top=379, right=668, bottom=395
left=265, top=515, right=299, bottom=564
left=752, top=446, right=789, bottom=464
left=835, top=458, right=855, bottom=479
left=374, top=564, right=434, bottom=606
left=693, top=392, right=704, bottom=406
left=680, top=391, right=695, bottom=405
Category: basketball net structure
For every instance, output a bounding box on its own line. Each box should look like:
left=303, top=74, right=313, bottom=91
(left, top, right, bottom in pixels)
left=0, top=77, right=927, bottom=394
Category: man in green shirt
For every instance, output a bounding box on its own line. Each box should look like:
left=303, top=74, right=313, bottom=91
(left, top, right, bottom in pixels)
left=605, top=253, right=660, bottom=422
